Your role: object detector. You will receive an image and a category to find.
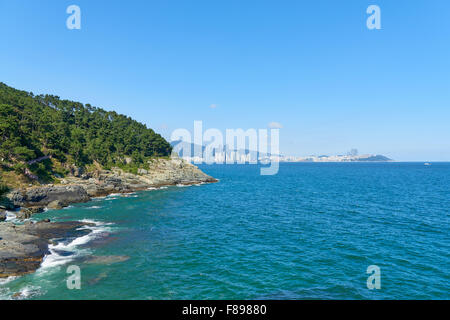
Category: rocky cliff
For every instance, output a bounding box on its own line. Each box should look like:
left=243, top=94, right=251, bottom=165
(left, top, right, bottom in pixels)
left=7, top=158, right=217, bottom=210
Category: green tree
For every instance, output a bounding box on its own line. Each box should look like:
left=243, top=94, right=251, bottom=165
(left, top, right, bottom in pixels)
left=0, top=82, right=173, bottom=177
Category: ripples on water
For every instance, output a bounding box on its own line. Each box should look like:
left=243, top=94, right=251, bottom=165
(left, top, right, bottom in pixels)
left=1, top=163, right=449, bottom=299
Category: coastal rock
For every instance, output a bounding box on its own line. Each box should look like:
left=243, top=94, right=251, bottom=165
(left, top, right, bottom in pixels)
left=13, top=207, right=45, bottom=221
left=52, top=158, right=218, bottom=199
left=16, top=208, right=33, bottom=220
left=7, top=159, right=216, bottom=209
left=29, top=207, right=45, bottom=214
left=0, top=210, right=6, bottom=221
left=47, top=200, right=67, bottom=210
left=7, top=185, right=90, bottom=208
left=141, top=158, right=217, bottom=185
left=0, top=221, right=92, bottom=278
left=137, top=168, right=148, bottom=175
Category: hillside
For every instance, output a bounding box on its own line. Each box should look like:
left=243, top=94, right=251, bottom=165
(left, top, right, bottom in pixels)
left=0, top=82, right=172, bottom=187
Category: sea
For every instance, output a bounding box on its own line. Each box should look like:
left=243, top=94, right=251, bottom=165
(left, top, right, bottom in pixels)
left=0, top=162, right=449, bottom=300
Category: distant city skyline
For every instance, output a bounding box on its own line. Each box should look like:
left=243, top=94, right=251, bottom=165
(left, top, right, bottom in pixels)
left=171, top=140, right=394, bottom=163
left=1, top=0, right=449, bottom=161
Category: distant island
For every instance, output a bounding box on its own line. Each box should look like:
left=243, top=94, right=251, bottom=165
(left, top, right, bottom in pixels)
left=278, top=154, right=393, bottom=162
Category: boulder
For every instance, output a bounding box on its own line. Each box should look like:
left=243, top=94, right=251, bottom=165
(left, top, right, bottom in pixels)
left=29, top=207, right=45, bottom=214
left=0, top=210, right=6, bottom=222
left=47, top=200, right=67, bottom=210
left=7, top=185, right=90, bottom=208
left=16, top=209, right=32, bottom=220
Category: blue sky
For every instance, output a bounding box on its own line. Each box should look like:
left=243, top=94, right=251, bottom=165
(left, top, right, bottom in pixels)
left=1, top=0, right=449, bottom=161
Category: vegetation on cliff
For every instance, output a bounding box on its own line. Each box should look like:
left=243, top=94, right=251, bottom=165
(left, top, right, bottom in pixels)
left=0, top=184, right=8, bottom=197
left=0, top=82, right=172, bottom=185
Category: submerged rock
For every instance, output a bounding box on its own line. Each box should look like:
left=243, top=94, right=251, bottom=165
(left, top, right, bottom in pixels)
left=83, top=255, right=130, bottom=265
left=88, top=272, right=108, bottom=285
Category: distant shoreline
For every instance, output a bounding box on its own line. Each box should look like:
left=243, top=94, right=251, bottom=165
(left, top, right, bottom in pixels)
left=195, top=161, right=450, bottom=164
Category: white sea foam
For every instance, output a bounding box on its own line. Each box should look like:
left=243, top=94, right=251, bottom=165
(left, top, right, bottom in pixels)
left=92, top=196, right=107, bottom=200
left=38, top=220, right=113, bottom=271
left=1, top=220, right=113, bottom=299
left=121, top=193, right=138, bottom=198
left=16, top=286, right=41, bottom=299
left=0, top=276, right=17, bottom=285
left=86, top=205, right=102, bottom=209
left=5, top=211, right=19, bottom=223
left=108, top=193, right=122, bottom=197
left=0, top=286, right=13, bottom=300
left=80, top=218, right=114, bottom=226
left=176, top=184, right=190, bottom=187
left=0, top=277, right=43, bottom=300
left=148, top=186, right=168, bottom=190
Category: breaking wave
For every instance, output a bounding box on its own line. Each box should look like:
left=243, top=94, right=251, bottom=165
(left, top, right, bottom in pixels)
left=38, top=220, right=113, bottom=271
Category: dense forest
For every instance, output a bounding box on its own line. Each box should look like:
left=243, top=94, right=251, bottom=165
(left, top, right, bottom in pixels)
left=0, top=82, right=172, bottom=183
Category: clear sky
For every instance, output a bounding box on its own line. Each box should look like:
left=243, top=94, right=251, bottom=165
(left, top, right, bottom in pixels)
left=1, top=0, right=449, bottom=161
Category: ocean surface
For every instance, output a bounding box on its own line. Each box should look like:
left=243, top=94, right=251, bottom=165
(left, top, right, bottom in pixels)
left=1, top=163, right=449, bottom=300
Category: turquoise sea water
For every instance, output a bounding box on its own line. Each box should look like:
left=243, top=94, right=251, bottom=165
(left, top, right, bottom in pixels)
left=1, top=163, right=449, bottom=300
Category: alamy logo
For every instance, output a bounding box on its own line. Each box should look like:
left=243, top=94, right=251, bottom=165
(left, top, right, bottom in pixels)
left=66, top=265, right=81, bottom=290
left=66, top=5, right=81, bottom=30
left=366, top=5, right=381, bottom=30
left=366, top=265, right=381, bottom=289
left=64, top=6, right=381, bottom=31
left=171, top=121, right=280, bottom=175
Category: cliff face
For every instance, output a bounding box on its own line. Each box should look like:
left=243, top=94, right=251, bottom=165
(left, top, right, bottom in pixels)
left=8, top=185, right=90, bottom=209
left=7, top=158, right=217, bottom=209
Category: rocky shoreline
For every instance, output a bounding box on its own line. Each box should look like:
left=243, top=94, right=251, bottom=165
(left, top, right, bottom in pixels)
left=0, top=220, right=92, bottom=278
left=0, top=158, right=217, bottom=278
left=6, top=158, right=217, bottom=212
